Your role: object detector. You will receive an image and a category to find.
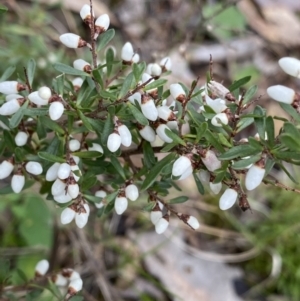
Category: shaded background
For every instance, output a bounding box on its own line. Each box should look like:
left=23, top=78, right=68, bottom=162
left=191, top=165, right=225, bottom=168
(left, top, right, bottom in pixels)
left=1, top=0, right=300, bottom=300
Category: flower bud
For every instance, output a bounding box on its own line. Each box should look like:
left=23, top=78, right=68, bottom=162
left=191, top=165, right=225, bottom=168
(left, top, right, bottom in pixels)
left=68, top=278, right=83, bottom=295
left=207, top=81, right=230, bottom=99
left=52, top=273, right=68, bottom=286
left=211, top=113, right=228, bottom=127
left=49, top=101, right=64, bottom=121
left=11, top=174, right=25, bottom=193
left=54, top=192, right=73, bottom=203
left=170, top=83, right=186, bottom=101
left=28, top=91, right=49, bottom=106
left=118, top=124, right=132, bottom=147
left=267, top=85, right=295, bottom=104
left=0, top=81, right=26, bottom=95
left=128, top=92, right=141, bottom=105
left=0, top=99, right=21, bottom=115
left=209, top=181, right=222, bottom=194
left=201, top=150, right=221, bottom=172
left=69, top=139, right=81, bottom=152
left=155, top=216, right=169, bottom=234
left=205, top=95, right=227, bottom=113
left=73, top=59, right=92, bottom=73
left=132, top=53, right=140, bottom=63
left=219, top=188, right=238, bottom=210
left=88, top=143, right=104, bottom=153
left=178, top=165, right=193, bottom=180
left=187, top=216, right=200, bottom=230
left=278, top=57, right=300, bottom=78
left=198, top=170, right=210, bottom=184
left=72, top=77, right=83, bottom=91
left=51, top=178, right=66, bottom=196
left=139, top=125, right=156, bottom=142
left=141, top=95, right=158, bottom=121
left=60, top=33, right=87, bottom=48
left=25, top=161, right=43, bottom=175
left=121, top=42, right=134, bottom=62
left=15, top=131, right=28, bottom=146
left=35, top=259, right=49, bottom=276
left=107, top=132, right=122, bottom=152
left=156, top=124, right=173, bottom=143
left=160, top=56, right=172, bottom=71
left=125, top=184, right=139, bottom=201
left=158, top=106, right=175, bottom=121
left=68, top=182, right=79, bottom=199
left=61, top=207, right=76, bottom=224
left=95, top=190, right=107, bottom=208
left=150, top=210, right=163, bottom=225
left=80, top=4, right=94, bottom=23
left=150, top=63, right=162, bottom=76
left=245, top=162, right=265, bottom=191
left=172, top=156, right=192, bottom=177
left=46, top=162, right=60, bottom=181
left=94, top=14, right=110, bottom=39
left=38, top=86, right=52, bottom=100
left=114, top=196, right=128, bottom=215
left=75, top=204, right=89, bottom=228
left=6, top=94, right=22, bottom=101
left=57, top=163, right=71, bottom=180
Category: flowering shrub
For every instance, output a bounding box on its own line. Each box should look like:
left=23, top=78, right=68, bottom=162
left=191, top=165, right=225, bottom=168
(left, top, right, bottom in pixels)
left=1, top=1, right=300, bottom=298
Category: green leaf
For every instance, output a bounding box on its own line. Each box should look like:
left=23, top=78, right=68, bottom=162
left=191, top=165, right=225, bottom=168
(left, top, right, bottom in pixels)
left=279, top=134, right=300, bottom=151
left=3, top=130, right=15, bottom=150
left=71, top=151, right=103, bottom=158
left=97, top=29, right=115, bottom=52
left=279, top=103, right=300, bottom=123
left=101, top=113, right=114, bottom=145
left=218, top=144, right=261, bottom=160
left=105, top=47, right=115, bottom=77
left=127, top=103, right=148, bottom=125
left=81, top=173, right=98, bottom=191
left=193, top=173, right=205, bottom=195
left=9, top=100, right=29, bottom=129
left=165, top=129, right=186, bottom=146
left=36, top=117, right=47, bottom=139
left=143, top=141, right=156, bottom=169
left=253, top=105, right=265, bottom=140
left=55, top=73, right=65, bottom=95
left=237, top=117, right=254, bottom=133
left=24, top=107, right=48, bottom=117
left=169, top=196, right=189, bottom=204
left=231, top=154, right=261, bottom=170
left=78, top=110, right=94, bottom=132
left=143, top=202, right=156, bottom=212
left=203, top=129, right=225, bottom=152
left=110, top=156, right=126, bottom=180
left=265, top=116, right=275, bottom=147
left=38, top=152, right=65, bottom=163
left=53, top=62, right=89, bottom=77
left=0, top=66, right=15, bottom=81
left=84, top=194, right=102, bottom=203
left=39, top=116, right=65, bottom=135
left=15, top=147, right=26, bottom=163
left=26, top=58, right=36, bottom=87
left=0, top=5, right=8, bottom=14
left=105, top=190, right=119, bottom=203
left=195, top=122, right=207, bottom=143
left=283, top=122, right=300, bottom=140
left=242, top=85, right=257, bottom=105
left=46, top=135, right=64, bottom=157
left=118, top=72, right=134, bottom=98
left=229, top=76, right=251, bottom=92
left=141, top=152, right=176, bottom=191
left=92, top=68, right=104, bottom=89
left=144, top=79, right=167, bottom=91
left=132, top=62, right=146, bottom=82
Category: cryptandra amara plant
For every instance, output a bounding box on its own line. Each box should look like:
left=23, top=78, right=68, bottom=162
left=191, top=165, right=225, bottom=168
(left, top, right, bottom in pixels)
left=1, top=1, right=300, bottom=296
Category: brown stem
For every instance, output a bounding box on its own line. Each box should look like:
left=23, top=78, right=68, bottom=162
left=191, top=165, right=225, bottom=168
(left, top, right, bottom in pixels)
left=263, top=178, right=300, bottom=194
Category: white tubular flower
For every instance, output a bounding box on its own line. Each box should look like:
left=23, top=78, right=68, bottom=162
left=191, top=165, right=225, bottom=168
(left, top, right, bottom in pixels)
left=267, top=85, right=295, bottom=104
left=80, top=4, right=94, bottom=22
left=61, top=207, right=76, bottom=224
left=0, top=99, right=21, bottom=115
left=11, top=174, right=25, bottom=193
left=205, top=94, right=227, bottom=113
left=139, top=125, right=156, bottom=142
left=6, top=94, right=21, bottom=101
left=60, top=33, right=87, bottom=49
left=25, top=161, right=43, bottom=175
left=35, top=259, right=49, bottom=276
left=57, top=163, right=71, bottom=180
left=73, top=59, right=92, bottom=73
left=170, top=83, right=186, bottom=101
left=219, top=188, right=238, bottom=210
left=209, top=181, right=222, bottom=195
left=54, top=193, right=73, bottom=203
left=178, top=165, right=193, bottom=180
left=132, top=53, right=140, bottom=63
left=141, top=97, right=158, bottom=121
left=125, top=184, right=139, bottom=201
left=211, top=113, right=228, bottom=127
left=150, top=211, right=163, bottom=225
left=160, top=56, right=172, bottom=71
left=75, top=204, right=90, bottom=228
left=155, top=216, right=169, bottom=234
left=28, top=91, right=48, bottom=106
left=15, top=131, right=28, bottom=146
left=278, top=57, right=300, bottom=78
left=38, top=86, right=51, bottom=100
left=118, top=124, right=132, bottom=147
left=68, top=182, right=79, bottom=199
left=201, top=150, right=221, bottom=172
left=128, top=92, right=141, bottom=105
left=156, top=124, right=173, bottom=143
left=95, top=14, right=110, bottom=38
left=121, top=42, right=134, bottom=62
left=88, top=143, right=104, bottom=153
left=114, top=196, right=128, bottom=215
left=158, top=106, right=175, bottom=121
left=69, top=139, right=81, bottom=152
left=166, top=120, right=179, bottom=131
left=49, top=101, right=64, bottom=121
left=198, top=170, right=210, bottom=184
left=245, top=163, right=265, bottom=191
left=0, top=81, right=26, bottom=94
left=95, top=190, right=107, bottom=208
left=172, top=156, right=192, bottom=177
left=187, top=216, right=200, bottom=230
left=107, top=132, right=122, bottom=152
left=52, top=273, right=68, bottom=286
left=207, top=81, right=230, bottom=99
left=68, top=278, right=83, bottom=295
left=150, top=63, right=162, bottom=76
left=72, top=77, right=83, bottom=90
left=51, top=178, right=66, bottom=196
left=46, top=162, right=60, bottom=182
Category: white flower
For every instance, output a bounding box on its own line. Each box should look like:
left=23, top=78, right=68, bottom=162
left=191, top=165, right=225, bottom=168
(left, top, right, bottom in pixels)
left=35, top=259, right=49, bottom=276
left=172, top=156, right=192, bottom=177
left=69, top=139, right=81, bottom=152
left=201, top=150, right=221, bottom=172
left=150, top=211, right=163, bottom=225
left=73, top=59, right=91, bottom=72
left=52, top=273, right=68, bottom=286
left=0, top=81, right=25, bottom=94
left=61, top=207, right=76, bottom=224
left=139, top=125, right=156, bottom=142
left=114, top=196, right=128, bottom=215
left=75, top=204, right=90, bottom=228
left=80, top=4, right=94, bottom=21
left=158, top=106, right=174, bottom=121
left=51, top=178, right=66, bottom=196
left=205, top=94, right=227, bottom=113
left=49, top=101, right=64, bottom=121
left=54, top=192, right=73, bottom=203
left=0, top=99, right=21, bottom=115
left=132, top=53, right=140, bottom=63
left=209, top=182, right=222, bottom=194
left=60, top=33, right=85, bottom=48
left=278, top=57, right=300, bottom=78
left=88, top=143, right=103, bottom=153
left=150, top=63, right=162, bottom=76
left=121, top=42, right=134, bottom=62
left=57, top=163, right=71, bottom=180
left=267, top=85, right=295, bottom=104
left=219, top=188, right=238, bottom=210
left=72, top=77, right=83, bottom=89
left=28, top=91, right=48, bottom=106
left=107, top=132, right=122, bottom=152
left=95, top=190, right=107, bottom=208
left=178, top=165, right=193, bottom=180
left=38, top=86, right=51, bottom=100
left=170, top=83, right=185, bottom=100
left=198, top=170, right=210, bottom=183
left=15, top=131, right=28, bottom=146
left=118, top=124, right=132, bottom=147
left=125, top=184, right=139, bottom=201
left=95, top=14, right=110, bottom=32
left=207, top=81, right=230, bottom=99
left=68, top=183, right=79, bottom=199
left=11, top=174, right=25, bottom=193
left=25, top=161, right=43, bottom=175
left=6, top=94, right=21, bottom=101
left=128, top=92, right=141, bottom=105
left=68, top=278, right=83, bottom=294
left=141, top=98, right=158, bottom=121
left=211, top=113, right=228, bottom=127
left=156, top=124, right=173, bottom=143
left=160, top=56, right=172, bottom=71
left=46, top=162, right=60, bottom=181
left=187, top=216, right=200, bottom=230
left=245, top=164, right=265, bottom=191
left=155, top=217, right=169, bottom=234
